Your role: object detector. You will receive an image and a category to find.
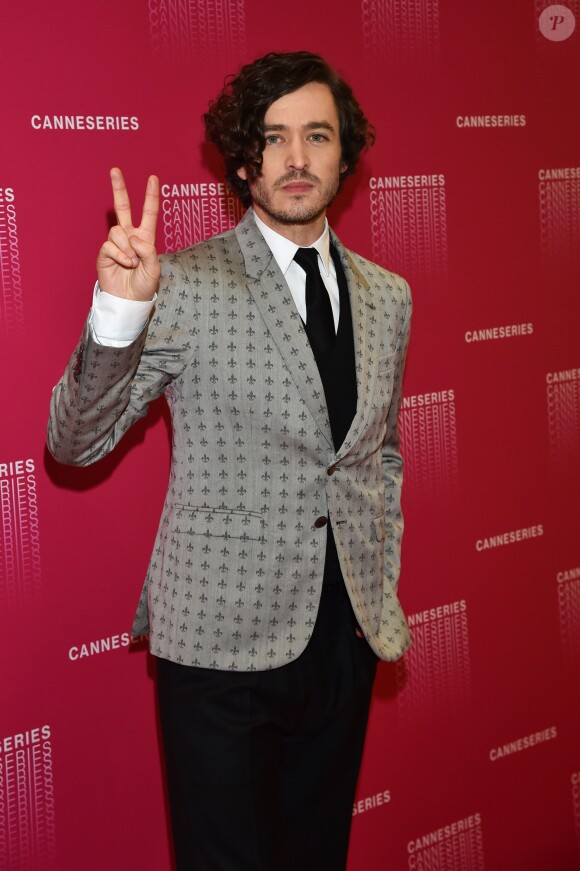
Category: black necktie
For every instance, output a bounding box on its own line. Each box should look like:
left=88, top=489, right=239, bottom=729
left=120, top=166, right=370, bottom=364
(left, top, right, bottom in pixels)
left=293, top=247, right=335, bottom=368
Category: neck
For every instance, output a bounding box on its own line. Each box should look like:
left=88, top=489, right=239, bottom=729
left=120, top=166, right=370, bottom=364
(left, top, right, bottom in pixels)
left=251, top=203, right=327, bottom=246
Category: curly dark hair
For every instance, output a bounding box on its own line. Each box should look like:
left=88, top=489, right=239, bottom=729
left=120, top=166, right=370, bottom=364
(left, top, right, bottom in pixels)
left=204, top=51, right=375, bottom=207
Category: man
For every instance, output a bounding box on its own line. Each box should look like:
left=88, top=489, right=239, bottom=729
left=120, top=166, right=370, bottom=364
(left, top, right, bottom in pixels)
left=48, top=52, right=411, bottom=870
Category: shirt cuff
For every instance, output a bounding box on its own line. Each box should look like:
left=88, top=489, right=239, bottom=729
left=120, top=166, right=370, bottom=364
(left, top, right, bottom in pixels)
left=90, top=282, right=156, bottom=347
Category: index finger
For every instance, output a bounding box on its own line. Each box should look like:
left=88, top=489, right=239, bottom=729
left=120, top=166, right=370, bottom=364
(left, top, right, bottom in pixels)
left=110, top=167, right=133, bottom=230
left=139, top=174, right=160, bottom=237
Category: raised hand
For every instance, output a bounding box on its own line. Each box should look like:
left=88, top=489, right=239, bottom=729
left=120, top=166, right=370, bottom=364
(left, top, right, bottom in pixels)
left=96, top=168, right=160, bottom=301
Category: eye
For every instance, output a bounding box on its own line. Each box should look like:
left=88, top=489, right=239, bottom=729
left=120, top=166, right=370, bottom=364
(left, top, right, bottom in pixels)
left=265, top=134, right=281, bottom=145
left=309, top=133, right=328, bottom=142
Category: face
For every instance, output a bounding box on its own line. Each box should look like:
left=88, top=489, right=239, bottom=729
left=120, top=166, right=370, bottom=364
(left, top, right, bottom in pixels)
left=237, top=81, right=346, bottom=240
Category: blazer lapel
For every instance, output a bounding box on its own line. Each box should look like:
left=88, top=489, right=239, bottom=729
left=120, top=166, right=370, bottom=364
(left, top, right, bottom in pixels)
left=235, top=211, right=334, bottom=450
left=329, top=233, right=380, bottom=460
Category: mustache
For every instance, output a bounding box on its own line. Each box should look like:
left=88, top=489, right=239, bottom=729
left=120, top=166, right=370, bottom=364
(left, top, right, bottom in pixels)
left=273, top=171, right=320, bottom=190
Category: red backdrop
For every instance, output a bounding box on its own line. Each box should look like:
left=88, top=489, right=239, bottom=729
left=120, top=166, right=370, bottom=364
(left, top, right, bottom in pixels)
left=1, top=2, right=579, bottom=869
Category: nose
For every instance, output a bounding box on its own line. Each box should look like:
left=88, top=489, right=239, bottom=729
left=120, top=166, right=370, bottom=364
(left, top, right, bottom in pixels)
left=286, top=136, right=308, bottom=171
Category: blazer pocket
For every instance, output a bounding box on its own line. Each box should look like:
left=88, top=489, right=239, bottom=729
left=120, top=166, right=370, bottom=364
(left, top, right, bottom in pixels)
left=174, top=505, right=264, bottom=542
left=372, top=515, right=385, bottom=542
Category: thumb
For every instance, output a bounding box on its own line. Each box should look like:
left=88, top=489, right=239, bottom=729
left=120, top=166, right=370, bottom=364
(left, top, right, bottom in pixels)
left=129, top=234, right=157, bottom=266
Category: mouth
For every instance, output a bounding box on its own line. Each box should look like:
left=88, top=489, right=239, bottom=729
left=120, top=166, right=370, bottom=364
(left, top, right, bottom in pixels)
left=281, top=182, right=315, bottom=194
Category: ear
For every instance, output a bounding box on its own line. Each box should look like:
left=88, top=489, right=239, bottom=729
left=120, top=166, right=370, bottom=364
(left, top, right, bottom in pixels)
left=340, top=162, right=348, bottom=174
left=237, top=166, right=248, bottom=180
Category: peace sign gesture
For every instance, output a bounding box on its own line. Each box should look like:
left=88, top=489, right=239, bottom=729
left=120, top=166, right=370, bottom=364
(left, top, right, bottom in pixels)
left=96, top=168, right=160, bottom=301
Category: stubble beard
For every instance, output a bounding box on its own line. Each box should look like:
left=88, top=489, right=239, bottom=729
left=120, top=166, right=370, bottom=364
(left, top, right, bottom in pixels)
left=249, top=171, right=341, bottom=226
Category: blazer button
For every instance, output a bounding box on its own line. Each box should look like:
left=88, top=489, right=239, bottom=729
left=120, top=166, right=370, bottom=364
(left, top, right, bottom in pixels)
left=314, top=516, right=328, bottom=529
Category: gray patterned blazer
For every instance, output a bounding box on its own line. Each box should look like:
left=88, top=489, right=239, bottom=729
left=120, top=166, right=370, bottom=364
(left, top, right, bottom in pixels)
left=48, top=209, right=412, bottom=670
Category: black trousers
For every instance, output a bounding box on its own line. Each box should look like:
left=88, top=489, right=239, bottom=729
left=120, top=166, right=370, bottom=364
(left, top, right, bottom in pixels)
left=156, top=581, right=378, bottom=871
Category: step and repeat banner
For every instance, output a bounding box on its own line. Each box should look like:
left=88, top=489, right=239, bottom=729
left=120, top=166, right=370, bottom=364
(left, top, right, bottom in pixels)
left=1, top=1, right=579, bottom=869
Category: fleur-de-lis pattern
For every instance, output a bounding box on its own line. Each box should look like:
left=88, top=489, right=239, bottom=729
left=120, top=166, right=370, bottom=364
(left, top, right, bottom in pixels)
left=48, top=210, right=412, bottom=670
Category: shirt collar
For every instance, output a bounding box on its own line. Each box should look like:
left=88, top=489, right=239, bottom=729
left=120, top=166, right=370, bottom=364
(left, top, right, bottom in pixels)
left=252, top=210, right=332, bottom=276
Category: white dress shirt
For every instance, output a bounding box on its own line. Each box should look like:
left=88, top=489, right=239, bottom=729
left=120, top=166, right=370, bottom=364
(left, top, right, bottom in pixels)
left=252, top=212, right=340, bottom=330
left=91, top=210, right=340, bottom=347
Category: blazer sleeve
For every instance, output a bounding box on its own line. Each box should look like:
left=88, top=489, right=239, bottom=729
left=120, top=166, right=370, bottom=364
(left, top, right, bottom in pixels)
left=381, top=277, right=412, bottom=592
left=47, top=255, right=194, bottom=466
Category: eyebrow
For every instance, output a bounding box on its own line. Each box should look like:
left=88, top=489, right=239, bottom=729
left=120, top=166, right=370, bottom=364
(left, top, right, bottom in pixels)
left=263, top=121, right=337, bottom=133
